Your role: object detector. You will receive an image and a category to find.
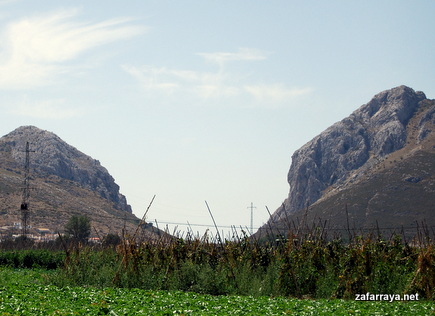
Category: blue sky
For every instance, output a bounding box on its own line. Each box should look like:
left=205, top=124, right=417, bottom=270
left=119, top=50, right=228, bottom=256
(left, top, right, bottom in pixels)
left=0, top=1, right=434, bottom=237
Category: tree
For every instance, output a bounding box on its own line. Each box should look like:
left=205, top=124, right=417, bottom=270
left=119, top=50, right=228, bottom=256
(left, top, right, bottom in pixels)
left=102, top=233, right=121, bottom=248
left=64, top=215, right=91, bottom=243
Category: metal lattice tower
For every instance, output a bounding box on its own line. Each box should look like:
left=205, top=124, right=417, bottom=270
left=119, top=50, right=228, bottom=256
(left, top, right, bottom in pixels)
left=20, top=142, right=31, bottom=237
left=247, top=202, right=256, bottom=234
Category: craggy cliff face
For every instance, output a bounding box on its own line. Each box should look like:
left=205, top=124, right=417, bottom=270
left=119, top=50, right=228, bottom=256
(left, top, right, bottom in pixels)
left=1, top=125, right=132, bottom=213
left=272, top=86, right=431, bottom=222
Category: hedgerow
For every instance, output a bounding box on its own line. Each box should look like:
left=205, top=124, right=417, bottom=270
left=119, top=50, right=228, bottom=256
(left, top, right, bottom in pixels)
left=0, top=231, right=433, bottom=299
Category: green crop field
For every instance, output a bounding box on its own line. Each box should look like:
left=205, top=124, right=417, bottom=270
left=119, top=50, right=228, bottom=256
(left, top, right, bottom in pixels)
left=1, top=229, right=434, bottom=315
left=0, top=269, right=433, bottom=315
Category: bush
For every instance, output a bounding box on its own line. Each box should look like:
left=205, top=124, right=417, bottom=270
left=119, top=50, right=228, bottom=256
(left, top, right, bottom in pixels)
left=2, top=229, right=434, bottom=299
left=0, top=250, right=64, bottom=269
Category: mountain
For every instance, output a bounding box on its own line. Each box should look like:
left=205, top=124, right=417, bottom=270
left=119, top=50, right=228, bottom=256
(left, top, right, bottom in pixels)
left=0, top=126, right=157, bottom=239
left=261, top=86, right=435, bottom=238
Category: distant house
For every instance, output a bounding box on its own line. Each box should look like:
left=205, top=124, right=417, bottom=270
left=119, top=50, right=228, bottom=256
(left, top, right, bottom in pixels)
left=88, top=237, right=101, bottom=243
left=36, top=228, right=52, bottom=236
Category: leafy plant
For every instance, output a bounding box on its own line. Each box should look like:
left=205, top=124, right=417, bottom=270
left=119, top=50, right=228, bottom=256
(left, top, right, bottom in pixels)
left=1, top=225, right=434, bottom=299
left=0, top=269, right=433, bottom=315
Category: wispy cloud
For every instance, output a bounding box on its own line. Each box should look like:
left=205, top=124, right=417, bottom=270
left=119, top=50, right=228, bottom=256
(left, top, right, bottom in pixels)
left=123, top=64, right=239, bottom=99
left=9, top=98, right=84, bottom=119
left=0, top=9, right=146, bottom=89
left=123, top=66, right=181, bottom=92
left=197, top=47, right=269, bottom=66
left=125, top=47, right=312, bottom=107
left=244, top=84, right=313, bottom=103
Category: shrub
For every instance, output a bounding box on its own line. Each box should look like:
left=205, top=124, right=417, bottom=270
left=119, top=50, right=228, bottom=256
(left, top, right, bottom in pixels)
left=2, top=227, right=433, bottom=299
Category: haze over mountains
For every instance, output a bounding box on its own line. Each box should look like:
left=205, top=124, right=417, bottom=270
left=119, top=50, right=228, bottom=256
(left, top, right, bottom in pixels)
left=262, top=86, right=434, bottom=238
left=0, top=126, right=157, bottom=238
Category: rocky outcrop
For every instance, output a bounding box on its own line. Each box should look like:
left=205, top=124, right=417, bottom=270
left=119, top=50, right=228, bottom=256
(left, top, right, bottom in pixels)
left=0, top=126, right=132, bottom=213
left=272, top=86, right=430, bottom=222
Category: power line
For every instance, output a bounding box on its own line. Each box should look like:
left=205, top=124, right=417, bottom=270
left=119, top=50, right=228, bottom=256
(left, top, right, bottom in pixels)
left=156, top=221, right=252, bottom=230
left=153, top=220, right=434, bottom=232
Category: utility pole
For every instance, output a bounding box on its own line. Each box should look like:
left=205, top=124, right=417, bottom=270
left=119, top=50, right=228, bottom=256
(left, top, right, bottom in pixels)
left=20, top=142, right=33, bottom=238
left=247, top=202, right=256, bottom=234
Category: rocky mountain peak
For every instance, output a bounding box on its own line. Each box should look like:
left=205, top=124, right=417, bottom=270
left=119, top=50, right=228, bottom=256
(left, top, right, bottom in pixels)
left=1, top=125, right=132, bottom=213
left=359, top=85, right=425, bottom=123
left=272, top=85, right=433, bottom=222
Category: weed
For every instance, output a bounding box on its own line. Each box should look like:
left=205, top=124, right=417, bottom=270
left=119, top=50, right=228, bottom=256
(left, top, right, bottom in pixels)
left=1, top=224, right=434, bottom=299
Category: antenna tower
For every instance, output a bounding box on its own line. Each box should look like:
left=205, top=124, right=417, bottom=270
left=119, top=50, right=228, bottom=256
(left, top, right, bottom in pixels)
left=247, top=202, right=256, bottom=234
left=20, top=142, right=32, bottom=237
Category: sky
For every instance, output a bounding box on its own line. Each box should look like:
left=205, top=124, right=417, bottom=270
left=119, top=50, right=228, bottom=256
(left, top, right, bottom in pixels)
left=0, top=1, right=434, bottom=238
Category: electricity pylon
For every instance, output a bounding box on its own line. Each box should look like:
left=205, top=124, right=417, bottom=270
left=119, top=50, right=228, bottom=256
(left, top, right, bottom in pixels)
left=20, top=142, right=33, bottom=238
left=247, top=202, right=256, bottom=234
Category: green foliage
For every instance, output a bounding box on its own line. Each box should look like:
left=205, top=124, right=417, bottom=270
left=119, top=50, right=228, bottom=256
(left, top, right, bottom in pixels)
left=0, top=231, right=434, bottom=300
left=64, top=214, right=91, bottom=243
left=43, top=233, right=434, bottom=299
left=0, top=269, right=434, bottom=315
left=102, top=233, right=121, bottom=248
left=0, top=250, right=64, bottom=269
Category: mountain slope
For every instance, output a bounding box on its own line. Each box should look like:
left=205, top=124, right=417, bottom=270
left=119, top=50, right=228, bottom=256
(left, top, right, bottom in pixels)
left=263, top=86, right=434, bottom=238
left=0, top=126, right=156, bottom=238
